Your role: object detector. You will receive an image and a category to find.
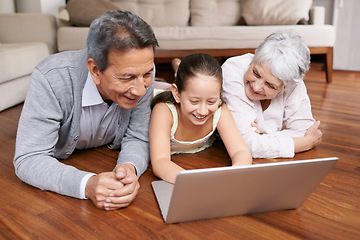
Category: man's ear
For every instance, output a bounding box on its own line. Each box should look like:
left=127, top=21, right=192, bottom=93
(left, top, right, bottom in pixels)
left=87, top=58, right=101, bottom=85
left=171, top=83, right=181, bottom=103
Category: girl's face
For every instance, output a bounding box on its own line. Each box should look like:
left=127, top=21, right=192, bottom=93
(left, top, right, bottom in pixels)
left=243, top=61, right=283, bottom=101
left=172, top=74, right=221, bottom=126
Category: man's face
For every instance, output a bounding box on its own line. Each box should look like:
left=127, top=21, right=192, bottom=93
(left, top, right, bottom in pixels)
left=89, top=46, right=154, bottom=109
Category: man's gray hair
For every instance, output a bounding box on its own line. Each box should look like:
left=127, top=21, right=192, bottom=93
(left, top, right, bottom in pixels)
left=87, top=11, right=158, bottom=72
left=252, top=30, right=310, bottom=87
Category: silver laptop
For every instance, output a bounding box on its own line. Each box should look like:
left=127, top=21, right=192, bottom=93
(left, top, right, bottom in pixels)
left=152, top=157, right=338, bottom=224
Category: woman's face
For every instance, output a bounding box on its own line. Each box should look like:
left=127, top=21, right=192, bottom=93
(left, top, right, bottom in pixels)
left=243, top=61, right=283, bottom=101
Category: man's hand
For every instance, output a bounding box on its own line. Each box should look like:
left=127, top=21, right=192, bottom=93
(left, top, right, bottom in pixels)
left=85, top=163, right=139, bottom=211
left=104, top=163, right=140, bottom=210
left=85, top=172, right=124, bottom=210
left=113, top=163, right=138, bottom=185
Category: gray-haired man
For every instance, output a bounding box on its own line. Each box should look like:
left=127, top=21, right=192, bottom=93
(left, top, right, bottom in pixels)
left=14, top=11, right=158, bottom=210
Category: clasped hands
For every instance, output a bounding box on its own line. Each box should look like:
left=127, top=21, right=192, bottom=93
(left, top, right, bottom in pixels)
left=85, top=163, right=140, bottom=211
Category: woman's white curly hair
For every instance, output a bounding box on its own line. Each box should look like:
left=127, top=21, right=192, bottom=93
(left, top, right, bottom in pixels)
left=252, top=30, right=310, bottom=87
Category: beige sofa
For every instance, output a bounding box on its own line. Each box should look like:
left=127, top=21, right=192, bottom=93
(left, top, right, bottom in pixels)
left=57, top=0, right=335, bottom=83
left=0, top=13, right=57, bottom=111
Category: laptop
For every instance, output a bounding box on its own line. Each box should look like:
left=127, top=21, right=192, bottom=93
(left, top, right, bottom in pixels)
left=152, top=157, right=338, bottom=224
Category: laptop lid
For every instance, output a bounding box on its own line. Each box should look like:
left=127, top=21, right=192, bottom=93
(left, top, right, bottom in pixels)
left=152, top=157, right=338, bottom=224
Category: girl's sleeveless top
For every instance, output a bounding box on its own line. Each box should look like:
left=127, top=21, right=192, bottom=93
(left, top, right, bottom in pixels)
left=166, top=103, right=221, bottom=154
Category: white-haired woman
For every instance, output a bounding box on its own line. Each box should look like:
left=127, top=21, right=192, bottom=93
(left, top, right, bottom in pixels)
left=222, top=30, right=322, bottom=158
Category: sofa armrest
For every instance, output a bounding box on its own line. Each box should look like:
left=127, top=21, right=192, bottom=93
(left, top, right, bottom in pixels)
left=309, top=6, right=325, bottom=25
left=0, top=13, right=57, bottom=53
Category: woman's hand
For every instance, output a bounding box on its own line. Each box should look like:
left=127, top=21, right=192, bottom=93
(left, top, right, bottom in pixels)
left=294, top=121, right=322, bottom=153
left=304, top=121, right=322, bottom=148
left=251, top=119, right=261, bottom=134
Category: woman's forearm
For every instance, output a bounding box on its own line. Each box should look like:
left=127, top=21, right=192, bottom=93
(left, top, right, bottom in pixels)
left=293, top=136, right=312, bottom=153
left=293, top=121, right=322, bottom=153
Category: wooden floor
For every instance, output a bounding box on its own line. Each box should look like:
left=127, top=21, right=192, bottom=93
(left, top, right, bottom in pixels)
left=0, top=63, right=359, bottom=239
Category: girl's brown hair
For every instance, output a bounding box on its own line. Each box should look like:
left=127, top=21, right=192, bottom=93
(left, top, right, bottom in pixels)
left=151, top=53, right=222, bottom=109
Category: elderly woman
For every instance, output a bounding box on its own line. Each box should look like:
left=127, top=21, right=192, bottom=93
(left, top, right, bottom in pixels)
left=222, top=30, right=322, bottom=158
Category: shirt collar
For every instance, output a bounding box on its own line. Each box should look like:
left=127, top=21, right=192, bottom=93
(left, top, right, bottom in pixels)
left=82, top=72, right=105, bottom=107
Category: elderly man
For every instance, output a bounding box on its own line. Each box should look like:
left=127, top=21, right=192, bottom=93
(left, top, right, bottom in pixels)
left=14, top=11, right=158, bottom=210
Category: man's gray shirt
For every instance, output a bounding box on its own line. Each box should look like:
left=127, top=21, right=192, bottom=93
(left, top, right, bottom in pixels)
left=13, top=49, right=154, bottom=198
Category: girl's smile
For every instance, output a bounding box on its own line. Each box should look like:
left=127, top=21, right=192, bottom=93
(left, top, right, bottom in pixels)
left=172, top=73, right=221, bottom=127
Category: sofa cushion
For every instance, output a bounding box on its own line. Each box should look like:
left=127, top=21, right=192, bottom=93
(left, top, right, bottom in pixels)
left=190, top=0, right=244, bottom=26
left=0, top=75, right=31, bottom=112
left=57, top=8, right=70, bottom=22
left=153, top=25, right=335, bottom=50
left=111, top=0, right=189, bottom=27
left=57, top=24, right=335, bottom=52
left=242, top=0, right=313, bottom=25
left=0, top=13, right=57, bottom=54
left=0, top=42, right=49, bottom=84
left=66, top=0, right=119, bottom=26
left=57, top=27, right=89, bottom=52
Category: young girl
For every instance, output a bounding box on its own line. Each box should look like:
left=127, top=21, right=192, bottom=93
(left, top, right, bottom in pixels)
left=150, top=53, right=252, bottom=184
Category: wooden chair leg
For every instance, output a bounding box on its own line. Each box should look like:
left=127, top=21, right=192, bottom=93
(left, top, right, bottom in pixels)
left=325, top=47, right=333, bottom=83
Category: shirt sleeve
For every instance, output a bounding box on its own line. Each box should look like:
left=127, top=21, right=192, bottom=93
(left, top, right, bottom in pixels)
left=79, top=173, right=96, bottom=199
left=281, top=81, right=315, bottom=138
left=14, top=67, right=93, bottom=199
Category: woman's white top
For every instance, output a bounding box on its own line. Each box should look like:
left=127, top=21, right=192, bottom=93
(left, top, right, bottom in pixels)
left=221, top=53, right=315, bottom=158
left=166, top=103, right=221, bottom=154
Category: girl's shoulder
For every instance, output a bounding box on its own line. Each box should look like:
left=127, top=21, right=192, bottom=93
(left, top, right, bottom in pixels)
left=218, top=103, right=232, bottom=121
left=152, top=102, right=171, bottom=113
left=152, top=102, right=175, bottom=120
left=151, top=102, right=174, bottom=128
left=220, top=103, right=229, bottom=112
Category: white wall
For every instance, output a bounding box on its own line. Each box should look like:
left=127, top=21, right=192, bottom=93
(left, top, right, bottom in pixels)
left=16, top=0, right=65, bottom=15
left=313, top=0, right=335, bottom=24
left=313, top=0, right=360, bottom=71
left=332, top=0, right=360, bottom=71
left=0, top=0, right=16, bottom=13
left=41, top=0, right=66, bottom=15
